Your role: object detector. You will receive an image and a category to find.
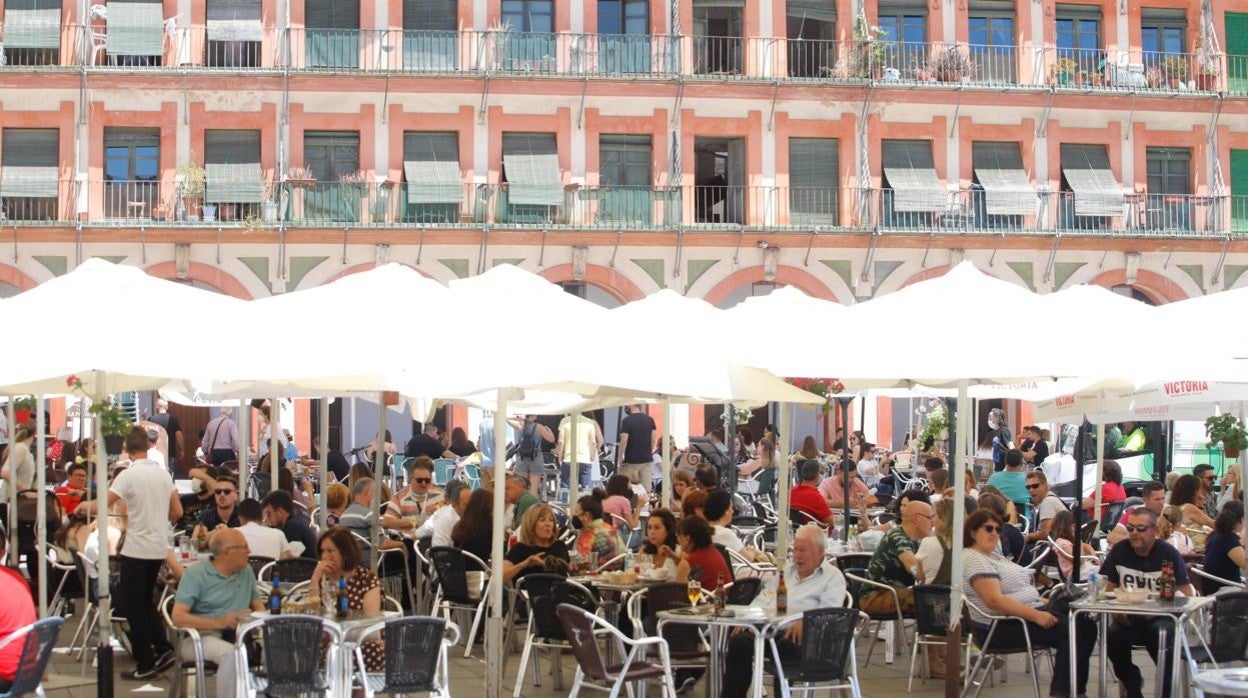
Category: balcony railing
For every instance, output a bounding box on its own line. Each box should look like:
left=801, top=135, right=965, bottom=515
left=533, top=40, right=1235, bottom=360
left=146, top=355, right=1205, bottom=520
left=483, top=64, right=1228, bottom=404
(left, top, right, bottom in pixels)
left=0, top=26, right=1229, bottom=95
left=6, top=179, right=1241, bottom=238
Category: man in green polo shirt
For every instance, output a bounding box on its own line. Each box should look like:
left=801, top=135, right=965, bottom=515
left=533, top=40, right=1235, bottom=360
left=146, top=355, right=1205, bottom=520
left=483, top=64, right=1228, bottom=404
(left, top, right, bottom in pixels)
left=506, top=474, right=541, bottom=528
left=170, top=528, right=264, bottom=698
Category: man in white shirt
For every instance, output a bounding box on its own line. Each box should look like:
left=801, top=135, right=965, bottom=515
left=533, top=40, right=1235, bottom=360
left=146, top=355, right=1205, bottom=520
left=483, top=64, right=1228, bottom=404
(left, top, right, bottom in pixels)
left=80, top=426, right=182, bottom=680
left=415, top=479, right=470, bottom=548
left=236, top=498, right=292, bottom=561
left=704, top=488, right=760, bottom=562
left=720, top=524, right=846, bottom=698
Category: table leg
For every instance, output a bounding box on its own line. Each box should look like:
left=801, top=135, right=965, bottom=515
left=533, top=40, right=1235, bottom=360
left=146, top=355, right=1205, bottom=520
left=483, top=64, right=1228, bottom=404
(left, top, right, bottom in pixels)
left=1170, top=616, right=1182, bottom=698
left=751, top=629, right=765, bottom=698
left=1156, top=627, right=1168, bottom=697
left=1068, top=610, right=1077, bottom=698
left=707, top=626, right=723, bottom=698
left=1098, top=614, right=1108, bottom=698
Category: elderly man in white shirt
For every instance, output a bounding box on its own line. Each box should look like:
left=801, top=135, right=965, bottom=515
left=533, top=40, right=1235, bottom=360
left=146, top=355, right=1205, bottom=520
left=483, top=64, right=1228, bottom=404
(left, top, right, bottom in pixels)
left=414, top=479, right=471, bottom=547
left=236, top=498, right=293, bottom=561
left=719, top=524, right=847, bottom=698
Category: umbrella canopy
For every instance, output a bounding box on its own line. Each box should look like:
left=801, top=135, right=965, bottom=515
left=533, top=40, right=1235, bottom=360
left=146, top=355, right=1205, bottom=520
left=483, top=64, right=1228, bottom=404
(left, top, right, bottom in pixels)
left=722, top=285, right=850, bottom=377
left=0, top=259, right=245, bottom=394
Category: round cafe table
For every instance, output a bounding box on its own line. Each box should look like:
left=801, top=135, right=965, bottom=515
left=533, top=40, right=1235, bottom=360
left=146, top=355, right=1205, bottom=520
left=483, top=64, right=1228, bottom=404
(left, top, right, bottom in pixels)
left=1194, top=667, right=1248, bottom=696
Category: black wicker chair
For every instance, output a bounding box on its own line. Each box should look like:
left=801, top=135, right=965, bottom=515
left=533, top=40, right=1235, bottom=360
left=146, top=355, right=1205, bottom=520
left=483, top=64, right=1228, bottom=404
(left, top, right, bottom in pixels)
left=766, top=607, right=865, bottom=697
left=236, top=614, right=343, bottom=696
left=1187, top=590, right=1248, bottom=666
left=353, top=616, right=460, bottom=698
left=428, top=546, right=490, bottom=656
left=512, top=573, right=600, bottom=696
left=724, top=577, right=764, bottom=605
left=908, top=584, right=967, bottom=691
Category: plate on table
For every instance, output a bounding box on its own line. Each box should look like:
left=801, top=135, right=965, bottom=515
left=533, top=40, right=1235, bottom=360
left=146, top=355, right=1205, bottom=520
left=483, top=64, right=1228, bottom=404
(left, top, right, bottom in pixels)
left=668, top=606, right=714, bottom=616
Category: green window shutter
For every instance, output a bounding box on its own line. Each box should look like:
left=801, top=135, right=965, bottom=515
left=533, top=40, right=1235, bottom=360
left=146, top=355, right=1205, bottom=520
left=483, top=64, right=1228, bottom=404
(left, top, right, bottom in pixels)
left=106, top=1, right=166, bottom=56
left=305, top=0, right=360, bottom=29
left=204, top=130, right=263, bottom=203
left=789, top=137, right=838, bottom=224
left=503, top=133, right=563, bottom=206
left=207, top=0, right=263, bottom=42
left=403, top=132, right=463, bottom=204
left=1, top=128, right=59, bottom=198
left=971, top=141, right=1035, bottom=215
left=785, top=0, right=836, bottom=23
left=1231, top=149, right=1248, bottom=232
left=1227, top=13, right=1248, bottom=96
left=1060, top=143, right=1122, bottom=216
left=3, top=0, right=61, bottom=49
left=404, top=0, right=457, bottom=30
left=881, top=139, right=945, bottom=212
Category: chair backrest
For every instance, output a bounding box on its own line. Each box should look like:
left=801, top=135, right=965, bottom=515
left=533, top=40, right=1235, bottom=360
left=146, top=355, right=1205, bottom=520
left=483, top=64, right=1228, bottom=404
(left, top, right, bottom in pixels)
left=248, top=556, right=274, bottom=578
left=843, top=568, right=867, bottom=602
left=273, top=558, right=319, bottom=584
left=644, top=583, right=705, bottom=652
left=260, top=616, right=333, bottom=693
left=832, top=553, right=872, bottom=573
left=793, top=607, right=858, bottom=683
left=432, top=459, right=456, bottom=486
left=3, top=617, right=64, bottom=696
left=428, top=546, right=484, bottom=605
left=911, top=584, right=952, bottom=637
left=380, top=617, right=446, bottom=692
left=519, top=573, right=597, bottom=641
left=1100, top=502, right=1125, bottom=534
left=730, top=516, right=765, bottom=534
left=1207, top=591, right=1248, bottom=663
left=726, top=576, right=763, bottom=605
left=555, top=604, right=612, bottom=681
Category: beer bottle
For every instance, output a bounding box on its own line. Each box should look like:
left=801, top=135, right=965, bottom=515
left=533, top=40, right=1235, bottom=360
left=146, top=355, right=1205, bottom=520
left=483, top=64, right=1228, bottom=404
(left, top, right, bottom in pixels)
left=715, top=572, right=727, bottom=612
left=776, top=572, right=788, bottom=614
left=336, top=576, right=350, bottom=618
left=268, top=576, right=283, bottom=615
left=1158, top=561, right=1176, bottom=602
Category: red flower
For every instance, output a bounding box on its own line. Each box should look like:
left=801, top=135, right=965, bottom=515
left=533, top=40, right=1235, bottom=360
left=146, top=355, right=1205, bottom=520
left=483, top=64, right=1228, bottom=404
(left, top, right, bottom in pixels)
left=66, top=375, right=79, bottom=388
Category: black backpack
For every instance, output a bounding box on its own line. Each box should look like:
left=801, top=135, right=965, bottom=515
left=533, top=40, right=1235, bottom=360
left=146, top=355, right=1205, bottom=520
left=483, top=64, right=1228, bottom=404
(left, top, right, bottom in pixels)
left=517, top=423, right=539, bottom=460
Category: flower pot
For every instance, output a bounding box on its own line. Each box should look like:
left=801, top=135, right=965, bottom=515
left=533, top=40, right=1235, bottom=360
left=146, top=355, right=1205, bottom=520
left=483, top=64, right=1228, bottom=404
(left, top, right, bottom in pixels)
left=104, top=434, right=124, bottom=456
left=262, top=200, right=278, bottom=222
left=1197, top=73, right=1217, bottom=91
left=202, top=204, right=218, bottom=222
left=1057, top=72, right=1072, bottom=85
left=1226, top=448, right=1240, bottom=458
left=14, top=409, right=31, bottom=426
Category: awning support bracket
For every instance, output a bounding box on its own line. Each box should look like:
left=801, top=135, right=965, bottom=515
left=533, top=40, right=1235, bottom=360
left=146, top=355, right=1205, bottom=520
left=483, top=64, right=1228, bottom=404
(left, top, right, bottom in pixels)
left=341, top=227, right=350, bottom=265
left=803, top=229, right=818, bottom=267
left=949, top=87, right=964, bottom=138
left=767, top=81, right=781, bottom=131
left=673, top=228, right=685, bottom=277
left=1124, top=94, right=1138, bottom=140
left=1042, top=233, right=1061, bottom=286
left=1212, top=235, right=1232, bottom=287
left=861, top=230, right=879, bottom=284
left=416, top=227, right=426, bottom=265
left=732, top=226, right=745, bottom=268
left=670, top=82, right=685, bottom=129
left=576, top=77, right=590, bottom=129
left=477, top=227, right=490, bottom=274
left=609, top=229, right=622, bottom=268
left=920, top=233, right=934, bottom=268
left=381, top=73, right=391, bottom=124
left=478, top=75, right=491, bottom=125
left=1036, top=87, right=1056, bottom=137
left=538, top=228, right=548, bottom=267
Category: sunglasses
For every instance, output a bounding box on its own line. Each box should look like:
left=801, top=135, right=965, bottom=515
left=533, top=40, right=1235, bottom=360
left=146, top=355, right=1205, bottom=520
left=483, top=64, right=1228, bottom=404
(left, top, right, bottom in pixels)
left=1124, top=524, right=1153, bottom=533
left=214, top=489, right=236, bottom=496
left=1026, top=483, right=1042, bottom=490
left=412, top=478, right=432, bottom=484
left=979, top=525, right=1001, bottom=534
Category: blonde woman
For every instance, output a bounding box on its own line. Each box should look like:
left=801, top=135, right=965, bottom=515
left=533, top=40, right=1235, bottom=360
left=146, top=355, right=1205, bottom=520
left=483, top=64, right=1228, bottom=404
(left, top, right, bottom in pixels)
left=738, top=437, right=777, bottom=496
left=916, top=497, right=956, bottom=585
left=0, top=425, right=35, bottom=495
left=503, top=504, right=569, bottom=584
left=1218, top=465, right=1243, bottom=509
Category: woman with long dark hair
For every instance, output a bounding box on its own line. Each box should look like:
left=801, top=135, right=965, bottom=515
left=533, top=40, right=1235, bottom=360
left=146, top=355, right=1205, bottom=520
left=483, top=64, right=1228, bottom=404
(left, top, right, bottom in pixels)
left=640, top=508, right=679, bottom=576
left=451, top=489, right=494, bottom=562
left=1202, top=500, right=1245, bottom=594
left=448, top=427, right=477, bottom=458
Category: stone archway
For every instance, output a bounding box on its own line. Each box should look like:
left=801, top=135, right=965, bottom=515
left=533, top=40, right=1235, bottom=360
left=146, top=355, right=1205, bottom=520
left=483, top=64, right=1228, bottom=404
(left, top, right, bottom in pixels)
left=538, top=263, right=645, bottom=304
left=144, top=262, right=253, bottom=299
left=702, top=265, right=839, bottom=307
left=1086, top=269, right=1189, bottom=304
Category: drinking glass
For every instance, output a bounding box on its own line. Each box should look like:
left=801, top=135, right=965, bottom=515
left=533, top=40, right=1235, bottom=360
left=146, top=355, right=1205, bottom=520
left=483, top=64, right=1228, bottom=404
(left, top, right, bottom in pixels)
left=588, top=552, right=600, bottom=575
left=321, top=579, right=336, bottom=614
left=687, top=580, right=702, bottom=608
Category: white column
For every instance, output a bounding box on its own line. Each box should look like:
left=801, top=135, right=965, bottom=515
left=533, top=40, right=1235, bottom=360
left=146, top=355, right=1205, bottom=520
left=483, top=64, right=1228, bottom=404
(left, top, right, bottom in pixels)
left=475, top=0, right=488, bottom=29
left=570, top=0, right=583, bottom=33
left=372, top=397, right=387, bottom=548
left=762, top=126, right=776, bottom=225
left=661, top=401, right=673, bottom=509
left=319, top=398, right=330, bottom=531
left=484, top=393, right=510, bottom=698
left=270, top=399, right=281, bottom=494
left=474, top=118, right=490, bottom=183
left=943, top=0, right=956, bottom=47
left=947, top=121, right=960, bottom=197
left=571, top=116, right=587, bottom=184
left=35, top=396, right=47, bottom=616
left=1116, top=3, right=1130, bottom=63
left=950, top=380, right=969, bottom=623
left=6, top=397, right=14, bottom=557
left=775, top=402, right=792, bottom=557
left=93, top=374, right=113, bottom=671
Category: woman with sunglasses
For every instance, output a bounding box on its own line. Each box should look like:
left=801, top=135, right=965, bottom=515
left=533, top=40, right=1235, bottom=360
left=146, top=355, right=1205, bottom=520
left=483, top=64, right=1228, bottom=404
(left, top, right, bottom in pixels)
left=963, top=509, right=1096, bottom=698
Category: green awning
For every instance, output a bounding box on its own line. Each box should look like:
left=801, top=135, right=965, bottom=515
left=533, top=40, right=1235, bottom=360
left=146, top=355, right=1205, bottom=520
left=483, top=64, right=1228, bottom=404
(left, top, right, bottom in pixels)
left=2, top=128, right=59, bottom=198
left=106, top=2, right=166, bottom=56
left=4, top=1, right=61, bottom=49
left=503, top=133, right=563, bottom=206
left=205, top=163, right=263, bottom=203
left=404, top=162, right=462, bottom=204
left=207, top=0, right=263, bottom=42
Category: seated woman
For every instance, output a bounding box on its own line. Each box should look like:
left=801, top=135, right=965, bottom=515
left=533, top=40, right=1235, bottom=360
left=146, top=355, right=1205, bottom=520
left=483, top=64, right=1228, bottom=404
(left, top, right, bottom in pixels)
left=790, top=435, right=824, bottom=465
left=669, top=470, right=694, bottom=514
left=1201, top=500, right=1245, bottom=594
left=1219, top=465, right=1243, bottom=510
left=504, top=504, right=570, bottom=584
left=737, top=437, right=777, bottom=498
left=639, top=509, right=680, bottom=578
left=310, top=527, right=382, bottom=670
left=600, top=475, right=639, bottom=529
left=451, top=489, right=494, bottom=563
left=1050, top=509, right=1098, bottom=582
left=571, top=492, right=626, bottom=571
left=324, top=483, right=349, bottom=527
left=962, top=509, right=1097, bottom=698
left=1171, top=474, right=1214, bottom=552
left=916, top=497, right=955, bottom=585
left=1158, top=506, right=1194, bottom=554
left=976, top=491, right=1024, bottom=563
left=1081, top=461, right=1126, bottom=523
left=675, top=515, right=733, bottom=592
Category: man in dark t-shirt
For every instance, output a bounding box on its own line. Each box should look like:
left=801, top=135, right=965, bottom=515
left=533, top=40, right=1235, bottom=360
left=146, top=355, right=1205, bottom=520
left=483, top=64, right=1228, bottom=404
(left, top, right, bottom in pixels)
left=617, top=405, right=657, bottom=493
left=988, top=408, right=1014, bottom=472
left=1100, top=507, right=1193, bottom=698
left=405, top=424, right=448, bottom=460
left=148, top=399, right=183, bottom=469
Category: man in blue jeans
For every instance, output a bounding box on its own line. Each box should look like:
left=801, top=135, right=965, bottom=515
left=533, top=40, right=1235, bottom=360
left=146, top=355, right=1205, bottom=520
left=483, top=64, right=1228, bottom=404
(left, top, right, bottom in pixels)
left=555, top=413, right=603, bottom=493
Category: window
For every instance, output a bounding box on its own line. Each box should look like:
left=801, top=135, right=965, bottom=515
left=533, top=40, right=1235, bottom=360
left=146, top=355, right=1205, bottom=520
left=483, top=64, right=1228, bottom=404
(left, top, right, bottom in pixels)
left=205, top=0, right=262, bottom=67
left=788, top=138, right=838, bottom=225
left=693, top=0, right=744, bottom=75
left=204, top=130, right=264, bottom=220
left=694, top=136, right=745, bottom=224
left=305, top=0, right=360, bottom=69
left=501, top=132, right=562, bottom=223
left=1055, top=5, right=1101, bottom=76
left=877, top=3, right=926, bottom=80
left=1145, top=147, right=1191, bottom=231
left=2, top=0, right=62, bottom=66
left=1229, top=12, right=1248, bottom=95
left=1231, top=148, right=1248, bottom=232
left=1141, top=8, right=1186, bottom=79
left=304, top=131, right=361, bottom=222
left=968, top=3, right=1016, bottom=83
left=500, top=0, right=556, bottom=71
left=880, top=139, right=942, bottom=228
left=403, top=0, right=458, bottom=71
left=786, top=0, right=836, bottom=78
left=1059, top=143, right=1121, bottom=229
left=103, top=128, right=160, bottom=219
left=597, top=0, right=651, bottom=74
left=598, top=135, right=652, bottom=224
left=403, top=132, right=462, bottom=224
left=105, top=0, right=165, bottom=66
left=1, top=128, right=59, bottom=222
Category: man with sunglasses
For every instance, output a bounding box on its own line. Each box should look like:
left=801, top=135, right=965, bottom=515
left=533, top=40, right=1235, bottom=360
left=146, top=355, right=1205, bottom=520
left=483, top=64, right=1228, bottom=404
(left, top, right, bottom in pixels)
left=381, top=457, right=445, bottom=532
left=191, top=475, right=241, bottom=542
left=1194, top=463, right=1220, bottom=519
left=1023, top=471, right=1064, bottom=546
left=1100, top=507, right=1193, bottom=698
left=859, top=499, right=933, bottom=615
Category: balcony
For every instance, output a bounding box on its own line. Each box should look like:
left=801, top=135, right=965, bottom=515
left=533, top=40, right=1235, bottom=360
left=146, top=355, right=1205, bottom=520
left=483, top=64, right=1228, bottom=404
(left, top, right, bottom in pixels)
left=4, top=179, right=1241, bottom=239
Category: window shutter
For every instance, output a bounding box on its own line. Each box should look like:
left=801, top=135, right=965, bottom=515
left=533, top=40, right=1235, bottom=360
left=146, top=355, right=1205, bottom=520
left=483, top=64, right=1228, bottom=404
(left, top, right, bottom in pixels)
left=1060, top=144, right=1123, bottom=217
left=503, top=133, right=563, bottom=206
left=3, top=0, right=62, bottom=49
left=403, top=132, right=463, bottom=204
left=106, top=1, right=166, bottom=56
left=789, top=138, right=838, bottom=224
left=204, top=130, right=263, bottom=203
left=1, top=128, right=59, bottom=198
left=404, top=0, right=457, bottom=30
left=882, top=140, right=945, bottom=212
left=785, top=0, right=836, bottom=24
left=971, top=141, right=1035, bottom=215
left=207, top=0, right=263, bottom=42
left=305, top=0, right=360, bottom=29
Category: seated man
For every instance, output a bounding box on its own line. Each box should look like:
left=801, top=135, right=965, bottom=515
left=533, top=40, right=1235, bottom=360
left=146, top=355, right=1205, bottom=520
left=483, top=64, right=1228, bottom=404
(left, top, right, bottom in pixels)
left=171, top=529, right=264, bottom=698
left=1107, top=481, right=1166, bottom=547
left=720, top=524, right=846, bottom=698
left=339, top=477, right=405, bottom=566
left=1023, top=470, right=1064, bottom=547
left=818, top=458, right=877, bottom=510
left=192, top=475, right=241, bottom=542
left=236, top=498, right=293, bottom=561
left=1101, top=507, right=1193, bottom=698
left=1115, top=421, right=1147, bottom=455
left=858, top=500, right=932, bottom=615
left=789, top=459, right=835, bottom=526
left=986, top=449, right=1030, bottom=514
left=379, top=457, right=444, bottom=532
left=0, top=527, right=35, bottom=693
left=260, top=490, right=316, bottom=559
left=415, top=479, right=471, bottom=547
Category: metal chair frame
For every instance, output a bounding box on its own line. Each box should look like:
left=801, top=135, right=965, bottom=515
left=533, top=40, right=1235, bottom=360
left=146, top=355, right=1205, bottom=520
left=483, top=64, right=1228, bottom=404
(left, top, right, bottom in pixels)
left=513, top=575, right=600, bottom=697
left=766, top=608, right=868, bottom=698
left=352, top=616, right=461, bottom=698
left=233, top=614, right=344, bottom=697
left=427, top=546, right=492, bottom=657
left=556, top=603, right=679, bottom=698
left=842, top=569, right=912, bottom=665
left=161, top=594, right=210, bottom=698
left=0, top=616, right=64, bottom=698
left=961, top=595, right=1053, bottom=698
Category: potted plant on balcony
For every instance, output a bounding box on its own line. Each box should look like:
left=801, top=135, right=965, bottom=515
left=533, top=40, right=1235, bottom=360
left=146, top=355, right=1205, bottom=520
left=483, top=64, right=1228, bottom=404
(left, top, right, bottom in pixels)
left=338, top=170, right=370, bottom=195
left=1195, top=39, right=1220, bottom=91
left=175, top=154, right=206, bottom=222
left=284, top=167, right=316, bottom=188
left=1162, top=56, right=1188, bottom=88
left=1206, top=413, right=1248, bottom=459
left=1145, top=65, right=1165, bottom=88
left=847, top=17, right=887, bottom=79
left=12, top=395, right=36, bottom=426
left=930, top=45, right=973, bottom=83
left=1054, top=56, right=1077, bottom=85
left=261, top=180, right=279, bottom=222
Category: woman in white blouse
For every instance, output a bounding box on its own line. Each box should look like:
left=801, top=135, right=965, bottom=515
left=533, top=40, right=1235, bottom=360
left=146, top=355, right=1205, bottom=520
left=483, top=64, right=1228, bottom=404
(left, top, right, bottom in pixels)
left=962, top=509, right=1096, bottom=698
left=916, top=497, right=955, bottom=584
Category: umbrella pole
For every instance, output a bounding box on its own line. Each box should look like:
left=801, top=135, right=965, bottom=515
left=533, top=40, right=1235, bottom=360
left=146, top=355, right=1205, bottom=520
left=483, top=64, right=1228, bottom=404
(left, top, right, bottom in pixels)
left=7, top=396, right=15, bottom=563
left=270, top=398, right=280, bottom=496
left=569, top=412, right=579, bottom=502
left=776, top=402, right=792, bottom=558
left=485, top=392, right=510, bottom=698
left=94, top=373, right=113, bottom=698
left=239, top=400, right=249, bottom=485
left=1072, top=418, right=1089, bottom=586
left=36, top=395, right=46, bottom=617
left=661, top=401, right=672, bottom=510
left=1094, top=416, right=1106, bottom=524
left=373, top=396, right=386, bottom=551
left=319, top=398, right=329, bottom=531
left=947, top=380, right=970, bottom=698
left=839, top=396, right=851, bottom=543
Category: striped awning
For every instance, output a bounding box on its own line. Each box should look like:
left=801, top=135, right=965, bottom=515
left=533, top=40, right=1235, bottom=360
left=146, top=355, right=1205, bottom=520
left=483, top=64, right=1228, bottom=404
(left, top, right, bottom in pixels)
left=206, top=0, right=263, bottom=42
left=3, top=2, right=62, bottom=49
left=973, top=142, right=1035, bottom=216
left=205, top=163, right=263, bottom=203
left=503, top=133, right=563, bottom=206
left=1062, top=144, right=1123, bottom=217
left=106, top=2, right=166, bottom=56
